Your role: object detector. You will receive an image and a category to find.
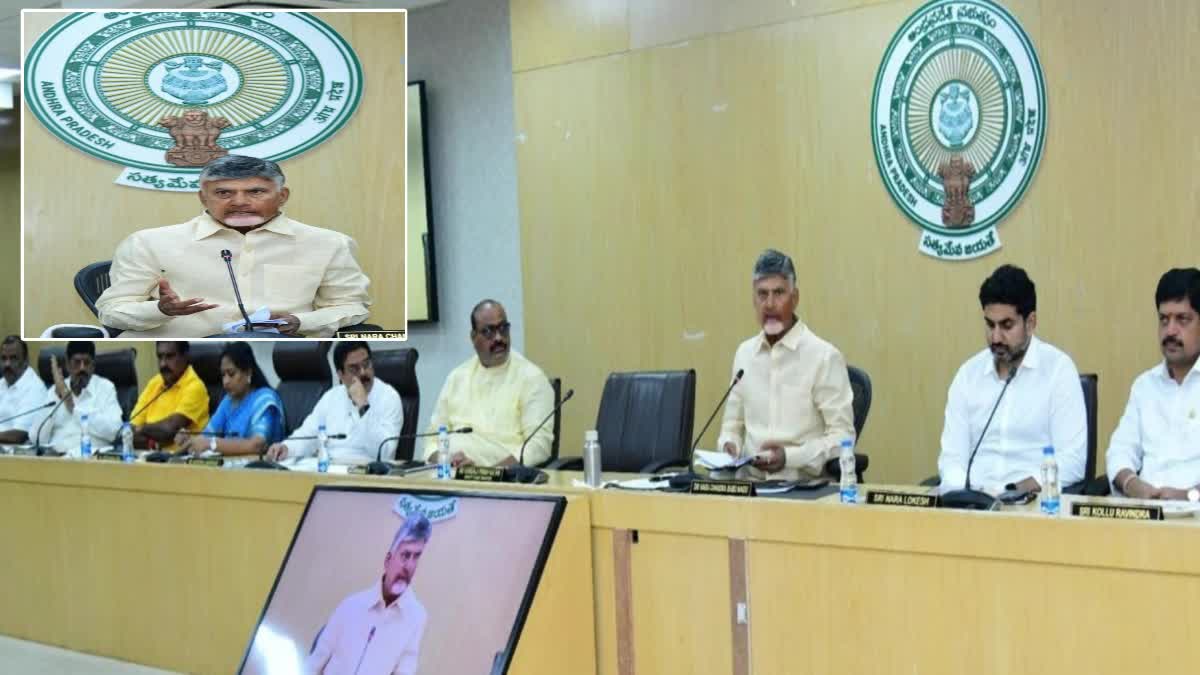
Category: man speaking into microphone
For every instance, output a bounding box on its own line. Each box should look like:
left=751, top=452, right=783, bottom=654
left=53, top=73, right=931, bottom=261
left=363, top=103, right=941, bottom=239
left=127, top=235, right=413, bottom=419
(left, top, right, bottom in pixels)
left=130, top=341, right=210, bottom=450
left=95, top=155, right=372, bottom=337
left=306, top=513, right=430, bottom=675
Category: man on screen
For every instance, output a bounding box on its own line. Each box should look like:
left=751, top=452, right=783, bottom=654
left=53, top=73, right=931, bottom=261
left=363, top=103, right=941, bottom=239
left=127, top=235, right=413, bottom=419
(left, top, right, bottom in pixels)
left=95, top=155, right=371, bottom=338
left=306, top=514, right=430, bottom=675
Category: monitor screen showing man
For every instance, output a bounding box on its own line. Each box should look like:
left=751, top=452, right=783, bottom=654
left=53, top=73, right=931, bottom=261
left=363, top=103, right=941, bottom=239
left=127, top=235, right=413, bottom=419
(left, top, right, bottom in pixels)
left=239, top=487, right=564, bottom=675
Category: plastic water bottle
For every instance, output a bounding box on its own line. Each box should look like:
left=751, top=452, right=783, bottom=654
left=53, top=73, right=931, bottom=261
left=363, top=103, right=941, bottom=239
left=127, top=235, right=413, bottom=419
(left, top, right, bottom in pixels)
left=316, top=422, right=330, bottom=473
left=79, top=412, right=92, bottom=459
left=1040, top=445, right=1060, bottom=515
left=583, top=430, right=602, bottom=487
left=839, top=439, right=857, bottom=504
left=436, top=425, right=451, bottom=479
left=120, top=423, right=134, bottom=463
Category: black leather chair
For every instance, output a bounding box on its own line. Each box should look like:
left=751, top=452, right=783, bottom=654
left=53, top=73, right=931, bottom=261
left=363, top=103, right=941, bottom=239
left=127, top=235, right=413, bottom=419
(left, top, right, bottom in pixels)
left=72, top=261, right=123, bottom=337
left=823, top=365, right=872, bottom=482
left=37, top=347, right=138, bottom=421
left=370, top=348, right=419, bottom=460
left=272, top=342, right=332, bottom=436
left=553, top=370, right=696, bottom=474
left=188, top=342, right=226, bottom=415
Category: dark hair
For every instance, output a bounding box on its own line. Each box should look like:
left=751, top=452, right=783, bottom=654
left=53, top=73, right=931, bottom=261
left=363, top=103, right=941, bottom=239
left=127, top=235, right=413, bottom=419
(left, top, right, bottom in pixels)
left=979, top=264, right=1036, bottom=318
left=1, top=335, right=27, bottom=359
left=469, top=299, right=503, bottom=332
left=333, top=341, right=371, bottom=372
left=157, top=341, right=190, bottom=356
left=199, top=154, right=285, bottom=187
left=1155, top=268, right=1200, bottom=313
left=66, top=341, right=96, bottom=360
left=220, top=342, right=269, bottom=390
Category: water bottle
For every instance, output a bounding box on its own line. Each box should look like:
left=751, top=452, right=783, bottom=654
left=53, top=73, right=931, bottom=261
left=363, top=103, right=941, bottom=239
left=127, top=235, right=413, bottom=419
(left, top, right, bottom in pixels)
left=583, top=430, right=602, bottom=487
left=839, top=438, right=857, bottom=504
left=120, top=423, right=134, bottom=463
left=316, top=422, right=330, bottom=473
left=1040, top=445, right=1060, bottom=515
left=436, top=425, right=452, bottom=479
left=79, top=412, right=92, bottom=459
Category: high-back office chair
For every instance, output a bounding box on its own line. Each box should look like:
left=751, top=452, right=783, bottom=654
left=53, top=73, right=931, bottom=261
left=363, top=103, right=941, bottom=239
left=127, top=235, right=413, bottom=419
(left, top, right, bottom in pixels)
left=272, top=342, right=332, bottom=436
left=823, top=365, right=873, bottom=482
left=71, top=261, right=122, bottom=338
left=370, top=348, right=419, bottom=460
left=188, top=342, right=226, bottom=415
left=37, top=347, right=138, bottom=421
left=553, top=370, right=696, bottom=474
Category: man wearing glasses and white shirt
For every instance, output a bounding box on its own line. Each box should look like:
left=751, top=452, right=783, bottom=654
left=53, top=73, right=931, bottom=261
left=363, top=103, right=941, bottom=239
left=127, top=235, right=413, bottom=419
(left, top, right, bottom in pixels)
left=938, top=265, right=1087, bottom=494
left=1108, top=268, right=1200, bottom=501
left=266, top=342, right=403, bottom=466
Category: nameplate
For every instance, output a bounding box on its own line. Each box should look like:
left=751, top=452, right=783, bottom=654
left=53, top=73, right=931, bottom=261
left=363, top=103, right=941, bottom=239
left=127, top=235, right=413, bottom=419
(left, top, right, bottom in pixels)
left=94, top=451, right=125, bottom=462
left=347, top=464, right=370, bottom=475
left=1071, top=503, right=1163, bottom=521
left=866, top=490, right=940, bottom=508
left=186, top=456, right=225, bottom=467
left=12, top=446, right=38, bottom=456
left=457, top=466, right=505, bottom=482
left=690, top=479, right=757, bottom=497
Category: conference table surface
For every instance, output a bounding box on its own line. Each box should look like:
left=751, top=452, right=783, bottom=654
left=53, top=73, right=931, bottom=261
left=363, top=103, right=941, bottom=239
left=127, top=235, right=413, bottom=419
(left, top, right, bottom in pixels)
left=2, top=455, right=1199, bottom=675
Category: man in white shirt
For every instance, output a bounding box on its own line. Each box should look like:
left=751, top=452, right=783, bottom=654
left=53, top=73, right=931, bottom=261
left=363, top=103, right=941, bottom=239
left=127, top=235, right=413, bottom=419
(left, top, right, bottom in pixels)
left=96, top=155, right=371, bottom=338
left=266, top=342, right=404, bottom=466
left=1107, top=268, right=1200, bottom=500
left=938, top=264, right=1087, bottom=493
left=306, top=513, right=429, bottom=675
left=31, top=342, right=124, bottom=454
left=718, top=249, right=856, bottom=481
left=0, top=336, right=50, bottom=444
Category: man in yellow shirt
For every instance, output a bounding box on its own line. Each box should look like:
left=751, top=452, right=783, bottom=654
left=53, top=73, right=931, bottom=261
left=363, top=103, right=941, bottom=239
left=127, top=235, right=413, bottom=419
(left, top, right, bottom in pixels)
left=95, top=155, right=371, bottom=337
left=717, top=249, right=856, bottom=481
left=423, top=300, right=555, bottom=467
left=131, top=341, right=210, bottom=450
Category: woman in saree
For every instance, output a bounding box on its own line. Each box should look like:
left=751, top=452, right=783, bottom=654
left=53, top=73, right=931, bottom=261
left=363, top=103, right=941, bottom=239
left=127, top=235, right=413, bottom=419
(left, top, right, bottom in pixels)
left=177, top=342, right=284, bottom=456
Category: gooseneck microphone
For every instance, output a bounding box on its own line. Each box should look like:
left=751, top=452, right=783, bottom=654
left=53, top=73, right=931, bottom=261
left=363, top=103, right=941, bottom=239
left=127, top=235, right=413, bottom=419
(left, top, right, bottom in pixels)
left=505, top=389, right=574, bottom=484
left=669, top=369, right=744, bottom=490
left=0, top=401, right=55, bottom=428
left=367, top=427, right=473, bottom=476
left=127, top=380, right=176, bottom=423
left=245, top=434, right=347, bottom=471
left=220, top=249, right=254, bottom=333
left=33, top=394, right=70, bottom=456
left=941, top=362, right=1020, bottom=510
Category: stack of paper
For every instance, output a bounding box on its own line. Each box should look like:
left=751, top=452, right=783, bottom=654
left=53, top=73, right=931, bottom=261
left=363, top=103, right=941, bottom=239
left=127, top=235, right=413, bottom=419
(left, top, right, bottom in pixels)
left=222, top=306, right=289, bottom=334
left=693, top=450, right=755, bottom=471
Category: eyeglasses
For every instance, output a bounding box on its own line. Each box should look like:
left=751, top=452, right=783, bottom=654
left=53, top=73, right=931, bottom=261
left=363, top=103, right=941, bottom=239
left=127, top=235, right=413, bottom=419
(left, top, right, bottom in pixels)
left=344, top=359, right=374, bottom=376
left=476, top=322, right=511, bottom=340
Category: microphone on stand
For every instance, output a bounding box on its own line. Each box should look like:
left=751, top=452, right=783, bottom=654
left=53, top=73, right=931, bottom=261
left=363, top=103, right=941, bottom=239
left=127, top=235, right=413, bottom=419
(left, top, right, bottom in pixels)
left=0, top=401, right=55, bottom=428
left=669, top=369, right=744, bottom=490
left=119, top=380, right=175, bottom=447
left=145, top=430, right=225, bottom=463
left=245, top=433, right=348, bottom=471
left=941, top=362, right=1021, bottom=510
left=505, top=389, right=574, bottom=484
left=365, top=427, right=473, bottom=476
left=220, top=249, right=254, bottom=334
left=32, top=394, right=70, bottom=457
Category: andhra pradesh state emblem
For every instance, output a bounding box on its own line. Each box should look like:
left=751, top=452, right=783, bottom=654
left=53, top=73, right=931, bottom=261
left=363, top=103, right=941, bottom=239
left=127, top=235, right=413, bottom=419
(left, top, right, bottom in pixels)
left=24, top=10, right=363, bottom=191
left=871, top=0, right=1047, bottom=259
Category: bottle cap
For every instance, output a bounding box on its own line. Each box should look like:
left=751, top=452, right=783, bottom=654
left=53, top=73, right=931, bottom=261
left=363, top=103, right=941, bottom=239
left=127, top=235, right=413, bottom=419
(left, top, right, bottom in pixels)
left=585, top=430, right=598, bottom=441
left=1043, top=445, right=1054, bottom=455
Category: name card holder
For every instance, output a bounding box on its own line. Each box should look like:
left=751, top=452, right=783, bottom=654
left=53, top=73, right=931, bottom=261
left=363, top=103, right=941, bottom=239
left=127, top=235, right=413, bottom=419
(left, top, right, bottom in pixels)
left=186, top=455, right=225, bottom=468
left=690, top=478, right=757, bottom=497
left=457, top=466, right=505, bottom=482
left=1071, top=502, right=1163, bottom=521
left=94, top=451, right=125, bottom=462
left=866, top=490, right=940, bottom=508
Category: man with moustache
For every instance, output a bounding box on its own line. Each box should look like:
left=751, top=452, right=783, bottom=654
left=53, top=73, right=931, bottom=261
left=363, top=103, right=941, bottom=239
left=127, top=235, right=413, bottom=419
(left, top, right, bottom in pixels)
left=718, top=249, right=857, bottom=481
left=1108, top=268, right=1200, bottom=500
left=423, top=300, right=555, bottom=468
left=937, top=264, right=1087, bottom=493
left=31, top=342, right=123, bottom=453
left=0, top=336, right=49, bottom=444
left=266, top=342, right=404, bottom=466
left=306, top=513, right=430, bottom=675
left=96, top=155, right=371, bottom=338
left=130, top=342, right=210, bottom=450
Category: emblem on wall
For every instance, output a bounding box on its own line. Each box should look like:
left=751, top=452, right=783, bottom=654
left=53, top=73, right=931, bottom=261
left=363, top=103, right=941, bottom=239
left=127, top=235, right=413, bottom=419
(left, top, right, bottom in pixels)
left=25, top=11, right=363, bottom=191
left=871, top=0, right=1046, bottom=259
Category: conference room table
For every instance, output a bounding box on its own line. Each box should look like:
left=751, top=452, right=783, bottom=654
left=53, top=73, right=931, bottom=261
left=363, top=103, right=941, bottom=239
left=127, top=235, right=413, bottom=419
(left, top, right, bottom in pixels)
left=1, top=454, right=1199, bottom=675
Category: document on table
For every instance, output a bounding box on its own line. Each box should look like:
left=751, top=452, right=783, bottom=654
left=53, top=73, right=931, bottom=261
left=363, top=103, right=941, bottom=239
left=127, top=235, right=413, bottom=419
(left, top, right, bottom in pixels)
left=693, top=449, right=755, bottom=471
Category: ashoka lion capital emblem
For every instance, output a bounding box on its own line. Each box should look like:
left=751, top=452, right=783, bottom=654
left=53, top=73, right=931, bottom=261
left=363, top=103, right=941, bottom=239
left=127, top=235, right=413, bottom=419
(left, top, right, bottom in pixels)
left=158, top=109, right=231, bottom=167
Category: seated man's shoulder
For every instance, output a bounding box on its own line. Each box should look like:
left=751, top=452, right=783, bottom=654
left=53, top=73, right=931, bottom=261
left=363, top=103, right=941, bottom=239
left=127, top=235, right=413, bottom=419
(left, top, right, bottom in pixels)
left=285, top=217, right=354, bottom=246
left=802, top=329, right=847, bottom=364
left=121, top=221, right=196, bottom=247
left=369, top=377, right=402, bottom=403
left=512, top=351, right=549, bottom=379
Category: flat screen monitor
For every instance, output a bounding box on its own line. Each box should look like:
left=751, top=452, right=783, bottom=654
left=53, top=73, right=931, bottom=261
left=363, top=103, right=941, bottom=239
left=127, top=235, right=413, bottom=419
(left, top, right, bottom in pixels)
left=239, top=486, right=565, bottom=675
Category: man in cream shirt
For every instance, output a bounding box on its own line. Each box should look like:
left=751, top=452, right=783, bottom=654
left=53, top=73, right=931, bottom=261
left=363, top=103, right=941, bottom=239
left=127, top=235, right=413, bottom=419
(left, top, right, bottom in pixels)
left=1108, top=268, right=1200, bottom=500
left=424, top=300, right=555, bottom=468
left=96, top=155, right=371, bottom=338
left=307, top=514, right=429, bottom=675
left=0, top=337, right=49, bottom=444
left=718, top=249, right=856, bottom=481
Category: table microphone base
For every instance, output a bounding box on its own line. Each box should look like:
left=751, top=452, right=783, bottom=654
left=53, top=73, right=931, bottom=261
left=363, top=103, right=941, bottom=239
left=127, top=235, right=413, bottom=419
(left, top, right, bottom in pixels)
left=245, top=458, right=288, bottom=471
left=667, top=471, right=698, bottom=490
left=365, top=460, right=393, bottom=476
left=144, top=451, right=172, bottom=463
left=504, top=464, right=548, bottom=484
left=940, top=488, right=999, bottom=510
